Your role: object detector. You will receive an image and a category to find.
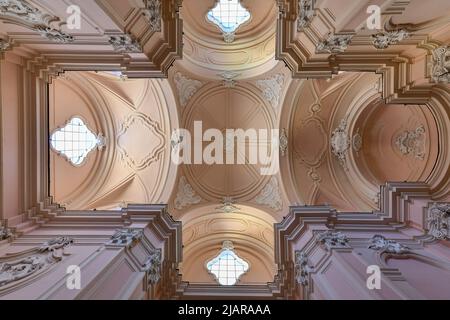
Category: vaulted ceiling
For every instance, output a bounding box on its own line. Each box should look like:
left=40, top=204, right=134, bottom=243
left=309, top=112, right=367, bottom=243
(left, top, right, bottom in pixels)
left=3, top=0, right=450, bottom=286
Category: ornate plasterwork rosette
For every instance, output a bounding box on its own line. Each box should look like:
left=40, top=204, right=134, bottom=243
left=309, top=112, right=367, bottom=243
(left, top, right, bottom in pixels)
left=331, top=118, right=350, bottom=170
left=117, top=112, right=165, bottom=171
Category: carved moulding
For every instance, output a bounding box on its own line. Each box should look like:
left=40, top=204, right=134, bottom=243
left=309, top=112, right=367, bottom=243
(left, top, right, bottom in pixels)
left=107, top=228, right=144, bottom=248
left=174, top=176, right=202, bottom=210
left=297, top=0, right=315, bottom=31
left=316, top=230, right=350, bottom=250
left=0, top=0, right=74, bottom=43
left=173, top=72, right=203, bottom=108
left=368, top=235, right=409, bottom=254
left=316, top=34, right=353, bottom=54
left=254, top=177, right=283, bottom=211
left=372, top=29, right=410, bottom=50
left=431, top=45, right=450, bottom=83
left=142, top=0, right=162, bottom=32
left=143, top=248, right=162, bottom=286
left=0, top=237, right=73, bottom=289
left=427, top=203, right=450, bottom=241
left=294, top=251, right=312, bottom=286
left=109, top=34, right=142, bottom=53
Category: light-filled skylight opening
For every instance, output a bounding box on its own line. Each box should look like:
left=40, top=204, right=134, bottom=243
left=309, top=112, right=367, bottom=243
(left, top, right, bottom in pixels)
left=206, top=242, right=249, bottom=286
left=50, top=117, right=103, bottom=166
left=207, top=0, right=251, bottom=34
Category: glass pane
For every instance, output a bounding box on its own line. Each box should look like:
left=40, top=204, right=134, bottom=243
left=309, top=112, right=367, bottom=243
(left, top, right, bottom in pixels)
left=207, top=0, right=251, bottom=34
left=206, top=248, right=249, bottom=286
left=50, top=117, right=100, bottom=166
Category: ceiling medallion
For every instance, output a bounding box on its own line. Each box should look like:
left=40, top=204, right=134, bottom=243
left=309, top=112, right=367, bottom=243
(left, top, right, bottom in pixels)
left=116, top=112, right=165, bottom=171
left=206, top=0, right=251, bottom=44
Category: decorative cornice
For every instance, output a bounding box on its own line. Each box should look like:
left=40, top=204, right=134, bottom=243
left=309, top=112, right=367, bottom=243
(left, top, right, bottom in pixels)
left=173, top=72, right=203, bottom=108
left=316, top=34, right=353, bottom=54
left=36, top=25, right=74, bottom=43
left=331, top=118, right=350, bottom=170
left=256, top=73, right=285, bottom=109
left=297, top=0, right=315, bottom=31
left=0, top=237, right=73, bottom=289
left=174, top=176, right=202, bottom=210
left=107, top=228, right=144, bottom=248
left=316, top=230, right=350, bottom=250
left=431, top=45, right=450, bottom=83
left=427, top=203, right=450, bottom=241
left=143, top=248, right=162, bottom=285
left=0, top=0, right=74, bottom=43
left=142, top=0, right=162, bottom=32
left=368, top=235, right=409, bottom=254
left=372, top=29, right=410, bottom=49
left=109, top=35, right=142, bottom=53
left=255, top=177, right=283, bottom=211
left=0, top=0, right=52, bottom=26
left=39, top=237, right=74, bottom=252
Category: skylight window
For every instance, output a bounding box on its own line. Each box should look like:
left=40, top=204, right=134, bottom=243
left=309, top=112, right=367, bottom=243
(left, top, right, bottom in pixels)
left=50, top=117, right=105, bottom=166
left=206, top=241, right=249, bottom=286
left=207, top=0, right=251, bottom=35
